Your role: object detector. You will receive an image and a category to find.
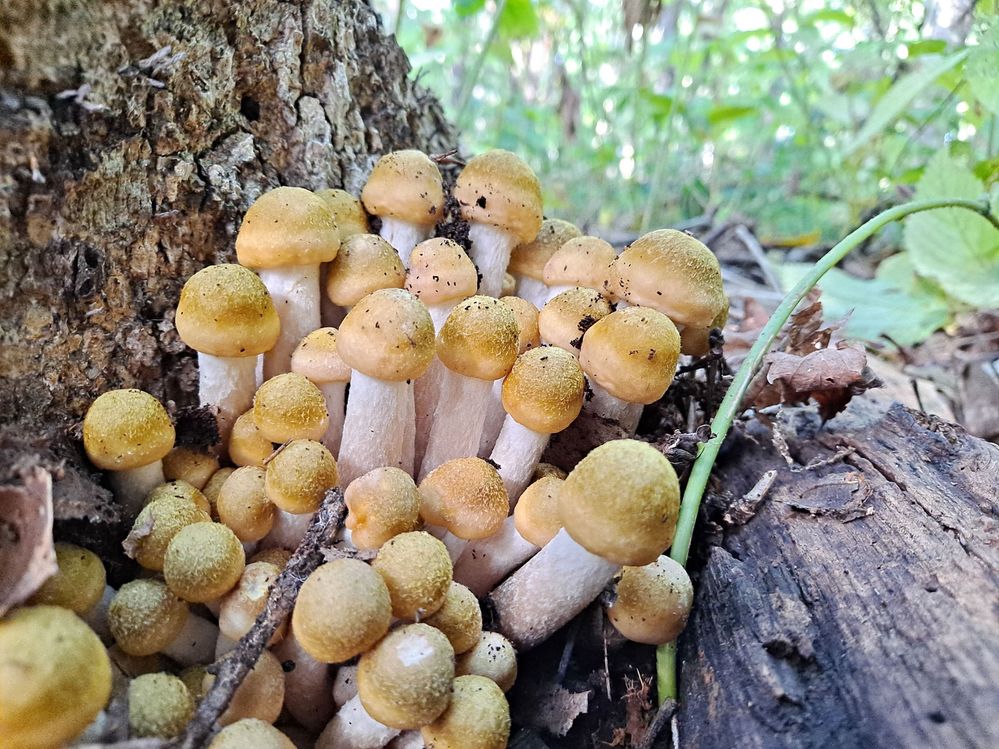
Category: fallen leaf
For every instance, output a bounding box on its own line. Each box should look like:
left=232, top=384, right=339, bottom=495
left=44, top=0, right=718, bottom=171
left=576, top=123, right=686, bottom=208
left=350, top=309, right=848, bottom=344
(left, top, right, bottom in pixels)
left=0, top=467, right=57, bottom=616
left=767, top=343, right=867, bottom=392
left=514, top=681, right=590, bottom=737
left=121, top=513, right=155, bottom=559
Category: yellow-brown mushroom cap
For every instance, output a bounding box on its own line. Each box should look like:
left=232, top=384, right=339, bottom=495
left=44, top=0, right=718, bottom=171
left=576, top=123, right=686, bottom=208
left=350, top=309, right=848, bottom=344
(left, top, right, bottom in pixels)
left=219, top=562, right=282, bottom=641
left=454, top=150, right=543, bottom=244
left=125, top=495, right=212, bottom=571
left=235, top=186, right=340, bottom=268
left=420, top=675, right=510, bottom=749
left=265, top=439, right=339, bottom=514
left=419, top=458, right=509, bottom=539
left=207, top=649, right=285, bottom=726
left=316, top=188, right=370, bottom=240
left=406, top=238, right=479, bottom=306
left=357, top=623, right=456, bottom=729
left=361, top=150, right=445, bottom=226
left=513, top=476, right=563, bottom=547
left=455, top=632, right=518, bottom=692
left=29, top=542, right=106, bottom=615
left=175, top=264, right=281, bottom=357
left=292, top=559, right=392, bottom=663
left=252, top=373, right=330, bottom=443
left=500, top=296, right=540, bottom=354
left=291, top=328, right=351, bottom=385
left=108, top=579, right=189, bottom=656
left=372, top=531, right=453, bottom=619
left=210, top=719, right=296, bottom=749
left=344, top=466, right=422, bottom=550
left=162, top=447, right=220, bottom=491
left=501, top=346, right=585, bottom=434
left=163, top=522, right=246, bottom=603
left=203, top=467, right=236, bottom=512
left=217, top=466, right=276, bottom=542
left=0, top=606, right=112, bottom=749
left=249, top=547, right=293, bottom=569
left=422, top=582, right=483, bottom=655
left=229, top=411, right=276, bottom=468
left=559, top=440, right=679, bottom=566
left=542, top=235, right=617, bottom=290
left=607, top=555, right=693, bottom=645
left=508, top=218, right=582, bottom=279
left=437, top=296, right=519, bottom=380
left=337, top=288, right=436, bottom=381
left=83, top=389, right=175, bottom=471
left=678, top=303, right=730, bottom=356
left=538, top=287, right=613, bottom=354
left=128, top=672, right=194, bottom=738
left=325, top=233, right=406, bottom=307
left=144, top=480, right=211, bottom=516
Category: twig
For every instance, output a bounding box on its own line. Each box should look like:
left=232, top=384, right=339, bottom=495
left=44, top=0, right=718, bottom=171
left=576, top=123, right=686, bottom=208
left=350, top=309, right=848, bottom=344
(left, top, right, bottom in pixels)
left=733, top=224, right=782, bottom=292
left=634, top=697, right=677, bottom=749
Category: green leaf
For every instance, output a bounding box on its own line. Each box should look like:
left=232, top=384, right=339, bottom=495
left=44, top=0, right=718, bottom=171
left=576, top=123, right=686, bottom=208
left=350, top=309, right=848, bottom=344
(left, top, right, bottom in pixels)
left=904, top=149, right=999, bottom=308
left=906, top=39, right=948, bottom=57
left=967, top=43, right=999, bottom=116
left=802, top=9, right=855, bottom=27
left=844, top=50, right=968, bottom=156
left=498, top=0, right=539, bottom=39
left=707, top=104, right=758, bottom=126
left=454, top=0, right=486, bottom=17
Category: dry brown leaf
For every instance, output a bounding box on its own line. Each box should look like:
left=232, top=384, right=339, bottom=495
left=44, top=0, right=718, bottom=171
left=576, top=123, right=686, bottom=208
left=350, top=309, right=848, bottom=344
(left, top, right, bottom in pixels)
left=0, top=466, right=57, bottom=616
left=514, top=681, right=590, bottom=737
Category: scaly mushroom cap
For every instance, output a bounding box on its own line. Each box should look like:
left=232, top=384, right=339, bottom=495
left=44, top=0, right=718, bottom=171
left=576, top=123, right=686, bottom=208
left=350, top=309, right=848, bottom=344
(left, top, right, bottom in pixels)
left=265, top=439, right=339, bottom=514
left=361, top=150, right=445, bottom=226
left=372, top=531, right=453, bottom=619
left=217, top=466, right=276, bottom=542
left=357, top=623, right=456, bottom=729
left=125, top=495, right=212, bottom=571
left=229, top=411, right=275, bottom=467
left=163, top=522, right=245, bottom=603
left=406, top=238, right=479, bottom=306
left=293, top=559, right=392, bottom=663
left=455, top=632, right=518, bottom=692
left=421, top=675, right=510, bottom=749
left=210, top=719, right=296, bottom=748
left=611, top=229, right=727, bottom=329
left=0, top=606, right=112, bottom=749
left=422, top=582, right=483, bottom=655
left=325, top=233, right=406, bottom=307
left=607, top=555, right=694, bottom=645
left=202, top=467, right=236, bottom=513
left=29, top=542, right=106, bottom=615
left=418, top=458, right=509, bottom=540
left=500, top=296, right=540, bottom=354
left=513, top=476, right=563, bottom=547
left=219, top=562, right=282, bottom=641
left=508, top=218, right=581, bottom=279
left=337, top=288, right=436, bottom=381
left=501, top=347, right=585, bottom=434
left=579, top=307, right=681, bottom=405
left=316, top=188, right=370, bottom=240
left=252, top=373, right=330, bottom=443
left=542, top=235, right=617, bottom=290
left=532, top=462, right=566, bottom=481
left=436, top=296, right=519, bottom=380
left=83, top=389, right=175, bottom=471
left=538, top=287, right=613, bottom=354
left=559, top=440, right=679, bottom=566
left=235, top=186, right=340, bottom=269
left=250, top=547, right=293, bottom=569
left=162, top=447, right=220, bottom=491
left=291, top=328, right=351, bottom=385
left=108, top=579, right=188, bottom=656
left=344, top=466, right=422, bottom=550
left=453, top=150, right=543, bottom=244
left=128, top=672, right=194, bottom=738
left=175, top=264, right=281, bottom=357
left=144, top=480, right=211, bottom=515
left=208, top=649, right=285, bottom=726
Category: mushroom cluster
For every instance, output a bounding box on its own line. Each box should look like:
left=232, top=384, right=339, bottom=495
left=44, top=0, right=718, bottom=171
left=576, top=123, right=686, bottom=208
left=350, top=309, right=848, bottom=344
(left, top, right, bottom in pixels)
left=0, top=148, right=727, bottom=748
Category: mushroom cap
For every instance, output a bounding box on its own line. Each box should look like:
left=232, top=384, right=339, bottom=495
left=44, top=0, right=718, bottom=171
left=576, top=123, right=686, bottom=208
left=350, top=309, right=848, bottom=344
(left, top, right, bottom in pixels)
left=578, top=307, right=681, bottom=404
left=372, top=531, right=453, bottom=619
left=203, top=467, right=236, bottom=512
left=542, top=235, right=617, bottom=290
left=83, top=389, right=175, bottom=471
left=125, top=495, right=212, bottom=571
left=229, top=411, right=276, bottom=467
left=208, top=649, right=285, bottom=726
left=611, top=229, right=727, bottom=329
left=0, top=606, right=112, bottom=749
left=538, top=287, right=613, bottom=355
left=559, top=439, right=680, bottom=566
left=344, top=466, right=422, bottom=550
left=265, top=439, right=339, bottom=514
left=217, top=466, right=276, bottom=542
left=29, top=542, right=106, bottom=614
left=501, top=346, right=585, bottom=434
left=453, top=149, right=543, bottom=244
left=418, top=458, right=509, bottom=540
left=316, top=188, right=370, bottom=240
left=210, top=719, right=296, bottom=749
left=108, top=579, right=189, bottom=656
left=175, top=264, right=281, bottom=357
left=361, top=150, right=444, bottom=226
left=436, top=296, right=519, bottom=380
left=219, top=561, right=282, bottom=641
left=357, top=623, right=456, bottom=729
left=249, top=547, right=293, bottom=569
left=501, top=272, right=516, bottom=296
left=163, top=522, right=246, bottom=602
left=532, top=462, right=567, bottom=481
left=678, top=303, right=730, bottom=356
left=325, top=233, right=406, bottom=307
left=291, top=328, right=351, bottom=385
left=235, top=186, right=340, bottom=268
left=144, top=480, right=212, bottom=516
left=421, top=675, right=510, bottom=749
left=607, top=555, right=693, bottom=645
left=455, top=632, right=518, bottom=692
left=499, top=296, right=540, bottom=354
left=406, top=238, right=479, bottom=306
left=513, top=476, right=563, bottom=547
left=292, top=559, right=392, bottom=663
left=252, top=373, right=330, bottom=443
left=508, top=218, right=582, bottom=279
left=337, top=288, right=436, bottom=381
left=179, top=665, right=209, bottom=702
left=162, top=447, right=220, bottom=491
left=422, top=582, right=483, bottom=655
left=128, top=672, right=194, bottom=738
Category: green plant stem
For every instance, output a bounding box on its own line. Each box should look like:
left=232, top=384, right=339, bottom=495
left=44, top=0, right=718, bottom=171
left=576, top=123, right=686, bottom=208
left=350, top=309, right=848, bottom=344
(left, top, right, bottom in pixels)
left=656, top=196, right=998, bottom=706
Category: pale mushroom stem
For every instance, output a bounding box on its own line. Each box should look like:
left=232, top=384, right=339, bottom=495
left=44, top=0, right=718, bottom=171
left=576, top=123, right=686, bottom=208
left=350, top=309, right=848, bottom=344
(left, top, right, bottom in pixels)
left=488, top=527, right=619, bottom=650
left=419, top=372, right=493, bottom=480
left=488, top=418, right=549, bottom=503
left=379, top=218, right=433, bottom=268
left=401, top=383, right=416, bottom=475
left=198, top=353, right=258, bottom=445
left=162, top=611, right=219, bottom=666
left=214, top=633, right=238, bottom=658
left=513, top=275, right=549, bottom=309
left=453, top=516, right=538, bottom=597
left=414, top=359, right=446, bottom=468
left=585, top=380, right=643, bottom=435
left=273, top=632, right=335, bottom=732
left=259, top=264, right=321, bottom=380
left=317, top=694, right=400, bottom=749
left=339, top=373, right=408, bottom=485
left=332, top=664, right=359, bottom=707
left=262, top=509, right=314, bottom=550
left=109, top=461, right=166, bottom=521
left=541, top=283, right=575, bottom=306
left=478, top=379, right=506, bottom=457
left=319, top=381, right=347, bottom=455
left=467, top=223, right=517, bottom=297
left=441, top=531, right=468, bottom=563
left=387, top=732, right=425, bottom=749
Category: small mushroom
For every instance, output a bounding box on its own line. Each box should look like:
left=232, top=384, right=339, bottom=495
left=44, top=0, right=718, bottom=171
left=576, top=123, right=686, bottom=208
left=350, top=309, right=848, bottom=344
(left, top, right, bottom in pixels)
left=228, top=410, right=276, bottom=467
left=455, top=631, right=518, bottom=692
left=317, top=188, right=372, bottom=327
left=217, top=561, right=283, bottom=645
left=29, top=542, right=108, bottom=627
left=344, top=467, right=421, bottom=550
left=205, top=649, right=285, bottom=726
left=420, top=675, right=510, bottom=749
left=325, top=233, right=407, bottom=319
left=541, top=235, right=617, bottom=304
left=143, top=480, right=212, bottom=515
left=264, top=439, right=339, bottom=515
left=252, top=373, right=330, bottom=444
left=507, top=218, right=581, bottom=307
left=371, top=531, right=453, bottom=620
left=163, top=522, right=245, bottom=603
left=537, top=287, right=612, bottom=356
left=217, top=467, right=277, bottom=543
left=422, top=582, right=482, bottom=655
left=210, top=718, right=296, bottom=748
left=124, top=495, right=211, bottom=571
left=291, top=328, right=352, bottom=455
left=162, top=446, right=220, bottom=490
left=202, top=467, right=236, bottom=517
left=127, top=672, right=194, bottom=738
left=271, top=622, right=335, bottom=731
left=606, top=555, right=694, bottom=645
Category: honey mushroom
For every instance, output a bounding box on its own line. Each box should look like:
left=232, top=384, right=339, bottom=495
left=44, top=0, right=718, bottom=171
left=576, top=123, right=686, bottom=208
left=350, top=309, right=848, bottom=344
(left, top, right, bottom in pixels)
left=316, top=188, right=372, bottom=327
left=209, top=718, right=296, bottom=749
left=162, top=521, right=245, bottom=604
left=455, top=631, right=518, bottom=692
left=421, top=675, right=511, bottom=749
left=291, top=327, right=352, bottom=455
left=28, top=542, right=113, bottom=642
left=507, top=218, right=582, bottom=307
left=421, top=582, right=483, bottom=655
left=216, top=561, right=283, bottom=656
left=605, top=554, right=694, bottom=645
left=540, top=235, right=617, bottom=304
left=123, top=494, right=211, bottom=572
left=370, top=531, right=453, bottom=619
left=144, top=479, right=212, bottom=515
left=228, top=411, right=276, bottom=468
left=162, top=446, right=220, bottom=491
left=343, top=466, right=422, bottom=550
left=127, top=672, right=194, bottom=738
left=537, top=286, right=613, bottom=357
left=216, top=466, right=277, bottom=544
left=204, top=649, right=285, bottom=726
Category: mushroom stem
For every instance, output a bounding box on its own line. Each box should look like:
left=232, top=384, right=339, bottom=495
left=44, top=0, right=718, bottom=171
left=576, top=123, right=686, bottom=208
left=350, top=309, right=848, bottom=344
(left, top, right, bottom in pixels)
left=263, top=510, right=314, bottom=550
left=414, top=360, right=446, bottom=468
left=541, top=283, right=574, bottom=306
left=109, top=461, right=166, bottom=521
left=453, top=517, right=537, bottom=598
left=317, top=694, right=400, bottom=749
left=163, top=611, right=219, bottom=667
left=332, top=664, right=359, bottom=707
left=401, top=384, right=416, bottom=475
left=440, top=532, right=468, bottom=564
left=379, top=218, right=432, bottom=268
left=488, top=418, right=549, bottom=503
left=198, top=353, right=258, bottom=444
left=259, top=264, right=321, bottom=380
left=513, top=275, right=549, bottom=309
left=339, top=373, right=409, bottom=485
left=419, top=373, right=493, bottom=480
left=320, top=266, right=347, bottom=328
left=387, top=732, right=425, bottom=749
left=466, top=223, right=517, bottom=298
left=585, top=380, right=644, bottom=434
left=318, top=381, right=347, bottom=455
left=273, top=632, right=335, bottom=732
left=477, top=379, right=506, bottom=457
left=215, top=633, right=238, bottom=658
left=488, top=528, right=619, bottom=650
